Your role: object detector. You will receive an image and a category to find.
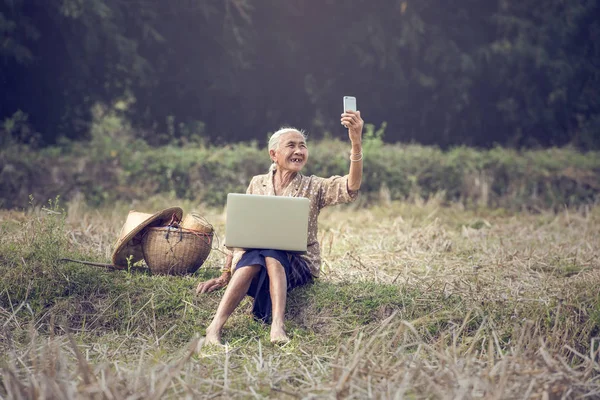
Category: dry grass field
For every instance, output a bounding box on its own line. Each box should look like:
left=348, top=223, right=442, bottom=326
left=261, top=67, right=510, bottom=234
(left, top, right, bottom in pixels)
left=1, top=195, right=599, bottom=398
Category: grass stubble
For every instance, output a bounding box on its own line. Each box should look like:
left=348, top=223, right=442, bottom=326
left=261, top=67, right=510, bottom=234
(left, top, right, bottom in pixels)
left=0, top=195, right=599, bottom=399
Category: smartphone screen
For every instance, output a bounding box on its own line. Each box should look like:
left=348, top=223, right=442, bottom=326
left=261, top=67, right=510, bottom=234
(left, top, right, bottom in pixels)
left=343, top=96, right=357, bottom=112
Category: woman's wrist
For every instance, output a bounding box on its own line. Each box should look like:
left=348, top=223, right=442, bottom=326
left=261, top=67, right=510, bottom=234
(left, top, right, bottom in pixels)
left=350, top=142, right=363, bottom=162
left=219, top=270, right=231, bottom=283
left=349, top=152, right=363, bottom=162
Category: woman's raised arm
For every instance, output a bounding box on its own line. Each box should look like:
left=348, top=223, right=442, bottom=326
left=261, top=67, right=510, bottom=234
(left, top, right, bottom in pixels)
left=341, top=110, right=364, bottom=191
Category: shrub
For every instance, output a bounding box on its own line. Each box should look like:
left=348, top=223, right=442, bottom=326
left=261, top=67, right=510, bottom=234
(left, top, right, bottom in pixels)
left=1, top=140, right=599, bottom=209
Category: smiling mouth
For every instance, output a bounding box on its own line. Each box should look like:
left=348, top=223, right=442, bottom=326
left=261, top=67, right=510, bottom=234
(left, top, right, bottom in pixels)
left=290, top=157, right=303, bottom=163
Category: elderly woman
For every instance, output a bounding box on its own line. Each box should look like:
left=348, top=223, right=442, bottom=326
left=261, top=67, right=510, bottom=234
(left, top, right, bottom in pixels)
left=196, top=110, right=364, bottom=344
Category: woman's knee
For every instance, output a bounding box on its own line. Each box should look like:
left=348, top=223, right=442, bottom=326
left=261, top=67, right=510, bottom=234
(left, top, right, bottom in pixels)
left=264, top=257, right=284, bottom=273
left=232, top=264, right=261, bottom=279
left=264, top=256, right=283, bottom=267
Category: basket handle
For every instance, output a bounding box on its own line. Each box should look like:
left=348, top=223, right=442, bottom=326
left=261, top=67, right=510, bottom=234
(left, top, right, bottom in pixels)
left=164, top=224, right=184, bottom=243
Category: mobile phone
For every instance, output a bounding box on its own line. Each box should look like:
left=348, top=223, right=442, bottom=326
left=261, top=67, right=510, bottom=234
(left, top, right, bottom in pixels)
left=343, top=96, right=357, bottom=112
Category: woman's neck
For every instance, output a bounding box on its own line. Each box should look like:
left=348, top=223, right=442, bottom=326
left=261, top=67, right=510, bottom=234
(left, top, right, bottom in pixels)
left=273, top=169, right=297, bottom=195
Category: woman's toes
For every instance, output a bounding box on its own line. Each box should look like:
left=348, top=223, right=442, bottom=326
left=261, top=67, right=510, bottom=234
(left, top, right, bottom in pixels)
left=270, top=325, right=290, bottom=344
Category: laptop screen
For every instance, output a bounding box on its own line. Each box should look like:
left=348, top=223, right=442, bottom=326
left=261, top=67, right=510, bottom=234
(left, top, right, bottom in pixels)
left=225, top=193, right=310, bottom=252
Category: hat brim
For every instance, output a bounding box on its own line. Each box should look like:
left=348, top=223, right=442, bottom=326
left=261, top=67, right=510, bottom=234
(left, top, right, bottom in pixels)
left=111, top=207, right=183, bottom=268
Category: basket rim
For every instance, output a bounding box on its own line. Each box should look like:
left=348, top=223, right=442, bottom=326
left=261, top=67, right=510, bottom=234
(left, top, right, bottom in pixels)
left=145, top=226, right=213, bottom=235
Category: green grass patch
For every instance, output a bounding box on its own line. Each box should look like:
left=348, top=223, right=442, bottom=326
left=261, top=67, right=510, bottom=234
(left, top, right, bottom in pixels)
left=1, top=199, right=599, bottom=398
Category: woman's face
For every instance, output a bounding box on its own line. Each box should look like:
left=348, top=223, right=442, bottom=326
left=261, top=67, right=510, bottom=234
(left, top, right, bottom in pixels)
left=270, top=131, right=308, bottom=173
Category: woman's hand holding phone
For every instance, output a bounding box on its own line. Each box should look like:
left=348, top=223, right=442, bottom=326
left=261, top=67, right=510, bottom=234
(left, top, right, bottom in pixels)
left=342, top=110, right=363, bottom=144
left=341, top=96, right=363, bottom=143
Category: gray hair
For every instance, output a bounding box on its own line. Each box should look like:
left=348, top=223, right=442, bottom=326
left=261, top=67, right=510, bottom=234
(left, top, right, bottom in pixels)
left=268, top=127, right=307, bottom=172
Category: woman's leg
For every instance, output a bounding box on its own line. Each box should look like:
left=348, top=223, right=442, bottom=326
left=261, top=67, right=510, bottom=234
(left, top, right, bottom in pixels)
left=205, top=265, right=261, bottom=345
left=264, top=256, right=289, bottom=343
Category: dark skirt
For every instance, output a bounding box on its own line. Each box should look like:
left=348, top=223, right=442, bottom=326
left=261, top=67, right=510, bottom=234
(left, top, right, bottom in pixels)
left=236, top=249, right=313, bottom=322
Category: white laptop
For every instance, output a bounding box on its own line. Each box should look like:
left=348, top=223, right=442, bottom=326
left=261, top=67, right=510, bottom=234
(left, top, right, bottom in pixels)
left=225, top=193, right=310, bottom=253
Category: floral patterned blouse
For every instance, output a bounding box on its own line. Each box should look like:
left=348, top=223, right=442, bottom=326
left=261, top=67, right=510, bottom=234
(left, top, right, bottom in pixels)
left=230, top=170, right=359, bottom=277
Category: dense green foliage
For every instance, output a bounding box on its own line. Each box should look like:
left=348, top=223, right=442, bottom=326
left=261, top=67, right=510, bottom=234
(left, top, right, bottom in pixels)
left=1, top=128, right=599, bottom=210
left=1, top=0, right=599, bottom=148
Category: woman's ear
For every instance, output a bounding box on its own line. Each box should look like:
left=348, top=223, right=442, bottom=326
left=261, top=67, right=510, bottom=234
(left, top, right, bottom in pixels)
left=269, top=149, right=276, bottom=162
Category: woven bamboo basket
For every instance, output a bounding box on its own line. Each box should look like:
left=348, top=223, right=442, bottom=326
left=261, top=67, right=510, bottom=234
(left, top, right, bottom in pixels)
left=141, top=226, right=213, bottom=275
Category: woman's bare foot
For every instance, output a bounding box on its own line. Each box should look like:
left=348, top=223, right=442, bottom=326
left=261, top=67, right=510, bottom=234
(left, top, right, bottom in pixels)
left=204, top=326, right=223, bottom=346
left=270, top=322, right=290, bottom=344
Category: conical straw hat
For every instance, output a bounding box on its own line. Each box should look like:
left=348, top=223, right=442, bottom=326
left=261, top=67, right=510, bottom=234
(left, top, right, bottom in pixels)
left=112, top=207, right=183, bottom=268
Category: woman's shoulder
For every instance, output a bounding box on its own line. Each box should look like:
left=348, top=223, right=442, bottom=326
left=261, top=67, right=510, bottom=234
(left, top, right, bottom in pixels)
left=247, top=173, right=270, bottom=189
left=250, top=173, right=270, bottom=183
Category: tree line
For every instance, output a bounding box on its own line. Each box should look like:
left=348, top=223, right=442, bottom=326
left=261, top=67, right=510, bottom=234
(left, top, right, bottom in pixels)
left=1, top=0, right=599, bottom=148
